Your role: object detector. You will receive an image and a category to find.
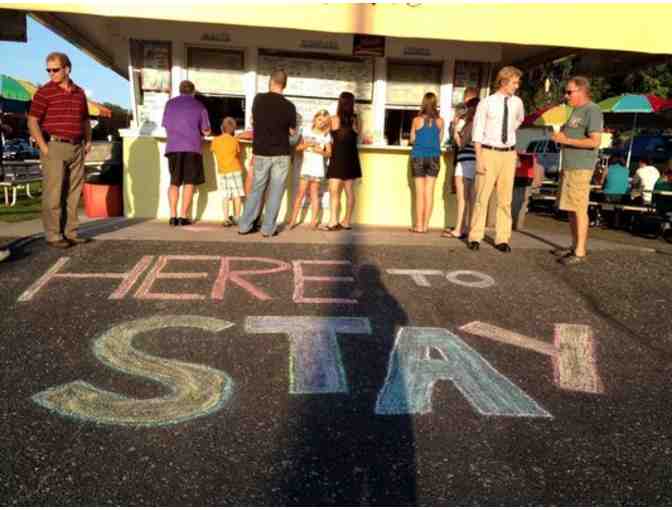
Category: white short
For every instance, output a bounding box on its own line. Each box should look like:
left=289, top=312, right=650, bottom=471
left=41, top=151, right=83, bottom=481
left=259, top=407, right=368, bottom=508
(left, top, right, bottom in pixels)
left=454, top=161, right=476, bottom=179
left=218, top=172, right=245, bottom=199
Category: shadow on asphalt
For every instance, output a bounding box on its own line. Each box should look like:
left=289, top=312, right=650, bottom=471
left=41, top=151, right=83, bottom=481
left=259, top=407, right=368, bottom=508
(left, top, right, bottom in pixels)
left=271, top=243, right=417, bottom=505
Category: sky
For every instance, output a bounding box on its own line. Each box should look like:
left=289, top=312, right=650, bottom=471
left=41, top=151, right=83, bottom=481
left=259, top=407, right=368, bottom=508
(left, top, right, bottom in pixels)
left=1, top=16, right=130, bottom=108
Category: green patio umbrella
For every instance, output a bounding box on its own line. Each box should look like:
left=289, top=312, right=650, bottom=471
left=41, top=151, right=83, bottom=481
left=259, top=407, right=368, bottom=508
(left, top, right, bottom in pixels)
left=598, top=94, right=666, bottom=168
left=0, top=74, right=33, bottom=102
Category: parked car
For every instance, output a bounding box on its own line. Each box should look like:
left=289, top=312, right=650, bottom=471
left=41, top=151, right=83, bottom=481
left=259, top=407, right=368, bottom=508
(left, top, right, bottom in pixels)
left=524, top=139, right=560, bottom=177
left=603, top=135, right=672, bottom=170
left=2, top=140, right=39, bottom=161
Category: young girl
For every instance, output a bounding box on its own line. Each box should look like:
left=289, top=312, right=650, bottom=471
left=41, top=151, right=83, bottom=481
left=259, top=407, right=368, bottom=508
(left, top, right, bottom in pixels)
left=289, top=110, right=332, bottom=229
left=410, top=92, right=445, bottom=233
left=323, top=92, right=362, bottom=231
left=444, top=96, right=479, bottom=238
left=211, top=117, right=245, bottom=227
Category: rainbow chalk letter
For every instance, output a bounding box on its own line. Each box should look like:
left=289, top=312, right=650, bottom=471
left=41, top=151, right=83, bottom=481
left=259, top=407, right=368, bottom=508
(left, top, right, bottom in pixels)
left=32, top=315, right=235, bottom=427
left=246, top=316, right=371, bottom=394
left=375, top=327, right=552, bottom=417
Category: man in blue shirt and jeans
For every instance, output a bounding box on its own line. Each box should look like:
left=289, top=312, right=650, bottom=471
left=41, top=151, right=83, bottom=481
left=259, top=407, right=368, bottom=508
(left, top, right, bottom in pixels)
left=238, top=69, right=297, bottom=238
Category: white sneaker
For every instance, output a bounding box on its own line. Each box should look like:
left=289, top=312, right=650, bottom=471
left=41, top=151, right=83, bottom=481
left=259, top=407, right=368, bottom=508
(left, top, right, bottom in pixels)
left=0, top=249, right=10, bottom=263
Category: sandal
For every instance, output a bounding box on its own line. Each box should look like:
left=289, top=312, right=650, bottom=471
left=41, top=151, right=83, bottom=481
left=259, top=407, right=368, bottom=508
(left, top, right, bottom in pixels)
left=409, top=228, right=425, bottom=234
left=339, top=223, right=353, bottom=230
left=319, top=224, right=341, bottom=231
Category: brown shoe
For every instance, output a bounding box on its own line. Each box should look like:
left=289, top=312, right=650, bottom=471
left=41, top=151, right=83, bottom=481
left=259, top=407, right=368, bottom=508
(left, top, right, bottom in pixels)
left=47, top=239, right=71, bottom=249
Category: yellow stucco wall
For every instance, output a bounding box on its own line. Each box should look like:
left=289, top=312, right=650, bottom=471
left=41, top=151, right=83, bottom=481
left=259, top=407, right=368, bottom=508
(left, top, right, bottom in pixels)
left=123, top=137, right=457, bottom=228
left=8, top=3, right=672, bottom=55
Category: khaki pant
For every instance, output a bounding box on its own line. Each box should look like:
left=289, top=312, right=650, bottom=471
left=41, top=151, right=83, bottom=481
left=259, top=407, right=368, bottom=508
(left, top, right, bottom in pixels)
left=468, top=149, right=517, bottom=244
left=40, top=141, right=85, bottom=243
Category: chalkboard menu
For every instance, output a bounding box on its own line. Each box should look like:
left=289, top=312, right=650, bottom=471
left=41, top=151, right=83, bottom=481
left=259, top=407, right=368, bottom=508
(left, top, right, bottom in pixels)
left=257, top=53, right=374, bottom=101
left=386, top=62, right=442, bottom=106
left=187, top=47, right=245, bottom=96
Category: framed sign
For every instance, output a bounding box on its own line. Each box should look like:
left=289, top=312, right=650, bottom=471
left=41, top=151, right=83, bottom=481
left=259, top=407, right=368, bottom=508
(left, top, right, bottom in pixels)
left=130, top=39, right=172, bottom=93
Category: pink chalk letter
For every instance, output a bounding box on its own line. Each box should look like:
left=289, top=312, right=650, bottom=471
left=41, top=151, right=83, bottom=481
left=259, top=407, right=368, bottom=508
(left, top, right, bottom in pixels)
left=293, top=260, right=357, bottom=304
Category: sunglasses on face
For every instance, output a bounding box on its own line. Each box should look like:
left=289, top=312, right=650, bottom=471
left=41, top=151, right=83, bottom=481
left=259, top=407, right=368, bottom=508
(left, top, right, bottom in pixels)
left=46, top=68, right=62, bottom=74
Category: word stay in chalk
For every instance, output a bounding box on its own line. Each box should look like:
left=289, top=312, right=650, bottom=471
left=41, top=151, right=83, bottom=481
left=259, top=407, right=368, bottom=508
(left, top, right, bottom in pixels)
left=18, top=256, right=497, bottom=303
left=32, top=314, right=603, bottom=428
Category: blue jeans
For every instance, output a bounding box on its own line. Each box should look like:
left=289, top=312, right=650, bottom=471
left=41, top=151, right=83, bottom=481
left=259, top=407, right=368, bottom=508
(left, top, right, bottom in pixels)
left=239, top=155, right=290, bottom=236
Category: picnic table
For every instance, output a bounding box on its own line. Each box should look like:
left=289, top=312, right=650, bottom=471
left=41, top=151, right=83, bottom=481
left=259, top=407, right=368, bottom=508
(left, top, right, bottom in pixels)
left=0, top=160, right=42, bottom=207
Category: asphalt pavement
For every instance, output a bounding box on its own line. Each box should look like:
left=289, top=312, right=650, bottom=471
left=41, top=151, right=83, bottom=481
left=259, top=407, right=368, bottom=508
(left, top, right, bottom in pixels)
left=1, top=219, right=671, bottom=505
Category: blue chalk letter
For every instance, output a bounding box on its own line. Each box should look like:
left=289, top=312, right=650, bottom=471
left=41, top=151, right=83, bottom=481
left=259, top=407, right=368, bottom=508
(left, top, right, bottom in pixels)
left=375, top=327, right=552, bottom=417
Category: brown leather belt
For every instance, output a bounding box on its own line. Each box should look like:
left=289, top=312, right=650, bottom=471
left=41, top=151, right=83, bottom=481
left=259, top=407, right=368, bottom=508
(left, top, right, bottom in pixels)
left=481, top=144, right=515, bottom=152
left=50, top=135, right=83, bottom=145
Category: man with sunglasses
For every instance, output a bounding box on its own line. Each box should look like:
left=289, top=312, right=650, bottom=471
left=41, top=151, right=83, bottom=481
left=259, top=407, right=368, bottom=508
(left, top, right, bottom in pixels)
left=27, top=52, right=92, bottom=249
left=551, top=76, right=603, bottom=265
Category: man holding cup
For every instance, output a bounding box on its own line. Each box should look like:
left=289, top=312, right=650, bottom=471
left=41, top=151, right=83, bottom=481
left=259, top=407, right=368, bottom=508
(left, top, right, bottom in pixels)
left=551, top=76, right=603, bottom=265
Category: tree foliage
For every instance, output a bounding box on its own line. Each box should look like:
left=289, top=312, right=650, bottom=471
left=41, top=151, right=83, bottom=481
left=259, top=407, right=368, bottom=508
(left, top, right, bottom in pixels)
left=519, top=59, right=672, bottom=114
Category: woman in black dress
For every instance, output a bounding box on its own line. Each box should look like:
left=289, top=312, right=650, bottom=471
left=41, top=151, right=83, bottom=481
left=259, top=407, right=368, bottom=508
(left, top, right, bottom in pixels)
left=322, top=91, right=362, bottom=230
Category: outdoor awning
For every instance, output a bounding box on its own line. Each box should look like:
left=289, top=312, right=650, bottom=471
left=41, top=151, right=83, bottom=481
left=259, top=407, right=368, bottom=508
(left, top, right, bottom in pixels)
left=4, top=2, right=672, bottom=55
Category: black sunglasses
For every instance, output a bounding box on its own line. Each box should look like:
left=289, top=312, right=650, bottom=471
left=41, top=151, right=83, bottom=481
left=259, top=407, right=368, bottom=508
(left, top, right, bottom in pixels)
left=46, top=68, right=62, bottom=73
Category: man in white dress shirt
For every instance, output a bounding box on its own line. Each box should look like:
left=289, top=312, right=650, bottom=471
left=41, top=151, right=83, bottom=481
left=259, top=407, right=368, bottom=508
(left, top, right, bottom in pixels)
left=467, top=66, right=525, bottom=252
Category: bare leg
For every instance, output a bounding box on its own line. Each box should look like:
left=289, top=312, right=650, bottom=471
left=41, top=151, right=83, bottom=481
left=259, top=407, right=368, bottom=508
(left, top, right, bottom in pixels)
left=423, top=176, right=437, bottom=232
left=328, top=179, right=342, bottom=227
left=232, top=197, right=242, bottom=220
left=168, top=185, right=179, bottom=218
left=413, top=177, right=425, bottom=231
left=289, top=178, right=309, bottom=227
left=451, top=177, right=466, bottom=236
left=342, top=179, right=356, bottom=228
left=180, top=184, right=194, bottom=218
left=574, top=209, right=589, bottom=257
left=569, top=212, right=578, bottom=252
left=222, top=198, right=231, bottom=220
left=463, top=177, right=476, bottom=235
left=309, top=181, right=320, bottom=227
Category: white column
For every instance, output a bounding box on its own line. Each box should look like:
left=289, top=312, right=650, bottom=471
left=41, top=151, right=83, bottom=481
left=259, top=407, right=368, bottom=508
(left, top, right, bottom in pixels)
left=244, top=47, right=258, bottom=130
left=171, top=41, right=185, bottom=98
left=440, top=58, right=455, bottom=144
left=372, top=57, right=387, bottom=145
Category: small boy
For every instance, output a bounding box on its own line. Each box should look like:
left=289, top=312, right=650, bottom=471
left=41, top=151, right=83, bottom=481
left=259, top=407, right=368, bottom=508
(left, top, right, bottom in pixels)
left=211, top=117, right=245, bottom=226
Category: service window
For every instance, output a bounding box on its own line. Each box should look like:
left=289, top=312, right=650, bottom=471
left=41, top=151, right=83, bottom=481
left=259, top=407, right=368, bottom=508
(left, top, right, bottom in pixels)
left=384, top=61, right=442, bottom=146
left=187, top=47, right=246, bottom=134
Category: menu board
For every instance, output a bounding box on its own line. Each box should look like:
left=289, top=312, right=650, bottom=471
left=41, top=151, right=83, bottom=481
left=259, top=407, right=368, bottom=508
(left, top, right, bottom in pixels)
left=257, top=53, right=374, bottom=101
left=452, top=61, right=486, bottom=107
left=130, top=39, right=172, bottom=93
left=187, top=47, right=245, bottom=96
left=290, top=97, right=374, bottom=143
left=386, top=62, right=442, bottom=106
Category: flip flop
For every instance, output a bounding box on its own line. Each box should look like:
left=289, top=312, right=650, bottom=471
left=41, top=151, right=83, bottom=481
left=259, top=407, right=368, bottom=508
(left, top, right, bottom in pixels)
left=441, top=230, right=461, bottom=238
left=409, top=228, right=425, bottom=234
left=319, top=224, right=341, bottom=232
left=339, top=223, right=352, bottom=230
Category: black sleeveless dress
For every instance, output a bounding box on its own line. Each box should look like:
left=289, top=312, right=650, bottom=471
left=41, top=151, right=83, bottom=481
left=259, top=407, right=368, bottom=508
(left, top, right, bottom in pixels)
left=327, top=121, right=362, bottom=181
